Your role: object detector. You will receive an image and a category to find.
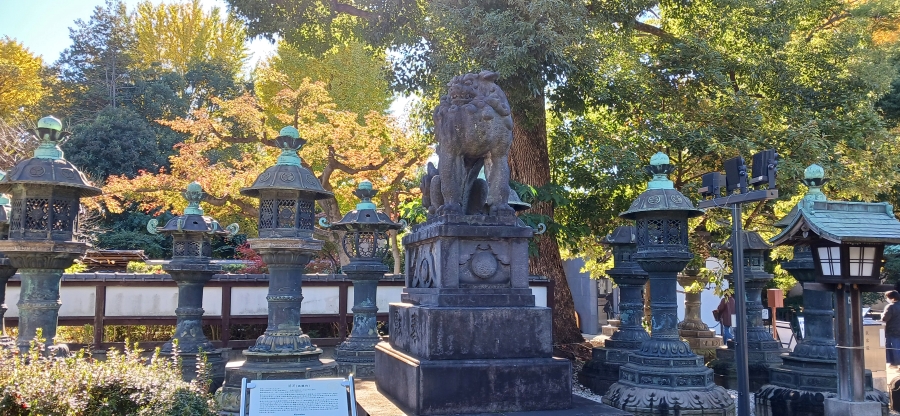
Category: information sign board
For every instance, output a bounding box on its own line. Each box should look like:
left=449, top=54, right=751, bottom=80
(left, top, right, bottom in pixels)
left=247, top=378, right=351, bottom=416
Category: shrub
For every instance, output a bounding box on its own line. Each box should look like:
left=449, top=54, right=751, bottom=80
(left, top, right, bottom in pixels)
left=126, top=261, right=165, bottom=274
left=0, top=337, right=217, bottom=416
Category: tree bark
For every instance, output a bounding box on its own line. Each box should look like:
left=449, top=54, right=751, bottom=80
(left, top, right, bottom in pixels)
left=505, top=89, right=583, bottom=345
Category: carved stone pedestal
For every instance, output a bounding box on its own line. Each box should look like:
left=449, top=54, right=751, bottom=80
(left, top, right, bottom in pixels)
left=601, top=319, right=621, bottom=337
left=580, top=226, right=650, bottom=396
left=335, top=262, right=387, bottom=378
left=375, top=215, right=571, bottom=415
left=677, top=273, right=722, bottom=362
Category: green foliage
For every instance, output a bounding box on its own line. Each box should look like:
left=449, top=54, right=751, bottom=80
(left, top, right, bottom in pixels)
left=64, top=260, right=88, bottom=274
left=0, top=340, right=216, bottom=415
left=126, top=261, right=164, bottom=274
left=62, top=106, right=167, bottom=181
left=0, top=37, right=45, bottom=121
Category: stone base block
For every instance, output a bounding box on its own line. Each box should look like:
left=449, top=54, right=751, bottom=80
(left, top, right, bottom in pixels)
left=710, top=347, right=785, bottom=391
left=217, top=353, right=337, bottom=415
left=755, top=384, right=888, bottom=416
left=336, top=349, right=375, bottom=378
left=374, top=342, right=571, bottom=415
left=578, top=347, right=632, bottom=395
left=823, top=398, right=883, bottom=416
left=388, top=303, right=552, bottom=360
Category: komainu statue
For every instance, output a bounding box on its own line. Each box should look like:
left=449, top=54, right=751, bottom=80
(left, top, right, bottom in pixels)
left=426, top=70, right=515, bottom=216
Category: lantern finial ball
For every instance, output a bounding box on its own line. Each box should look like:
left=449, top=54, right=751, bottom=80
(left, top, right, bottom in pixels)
left=804, top=164, right=825, bottom=180
left=279, top=126, right=300, bottom=139
left=650, top=152, right=670, bottom=166
left=359, top=180, right=373, bottom=191
left=37, top=116, right=62, bottom=132
left=186, top=181, right=203, bottom=193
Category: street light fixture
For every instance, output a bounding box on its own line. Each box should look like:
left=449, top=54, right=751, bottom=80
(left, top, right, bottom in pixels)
left=697, top=149, right=779, bottom=416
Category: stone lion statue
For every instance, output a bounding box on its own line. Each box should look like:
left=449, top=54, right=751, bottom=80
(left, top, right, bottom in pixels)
left=426, top=70, right=515, bottom=216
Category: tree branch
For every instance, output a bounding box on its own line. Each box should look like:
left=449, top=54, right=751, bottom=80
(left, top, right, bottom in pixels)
left=633, top=20, right=676, bottom=42
left=202, top=193, right=259, bottom=218
left=806, top=13, right=852, bottom=42
left=330, top=0, right=375, bottom=19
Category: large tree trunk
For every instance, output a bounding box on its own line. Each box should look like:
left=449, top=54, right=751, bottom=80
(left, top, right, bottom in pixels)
left=505, top=89, right=583, bottom=345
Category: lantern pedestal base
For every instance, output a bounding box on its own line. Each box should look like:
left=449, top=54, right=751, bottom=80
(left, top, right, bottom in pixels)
left=602, top=341, right=735, bottom=416
left=710, top=339, right=785, bottom=391
left=217, top=349, right=338, bottom=415
left=336, top=348, right=375, bottom=378
left=578, top=346, right=636, bottom=396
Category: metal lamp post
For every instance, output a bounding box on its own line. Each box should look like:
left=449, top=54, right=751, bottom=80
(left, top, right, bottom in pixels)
left=579, top=225, right=650, bottom=395
left=602, top=152, right=735, bottom=415
left=0, top=116, right=102, bottom=353
left=149, top=182, right=237, bottom=388
left=709, top=231, right=786, bottom=390
left=0, top=176, right=15, bottom=349
left=323, top=180, right=404, bottom=377
left=218, top=126, right=337, bottom=415
left=697, top=150, right=779, bottom=416
left=760, top=164, right=892, bottom=416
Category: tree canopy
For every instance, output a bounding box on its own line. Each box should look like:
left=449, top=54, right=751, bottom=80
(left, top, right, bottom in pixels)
left=0, top=37, right=44, bottom=121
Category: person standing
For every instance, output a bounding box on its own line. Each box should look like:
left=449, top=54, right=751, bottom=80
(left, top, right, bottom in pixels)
left=716, top=293, right=736, bottom=343
left=882, top=291, right=900, bottom=367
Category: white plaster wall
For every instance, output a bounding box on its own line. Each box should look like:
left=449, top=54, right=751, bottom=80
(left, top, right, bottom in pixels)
left=231, top=287, right=268, bottom=315
left=230, top=286, right=341, bottom=315
left=60, top=287, right=95, bottom=316
left=531, top=286, right=548, bottom=308
left=106, top=287, right=178, bottom=317
left=4, top=287, right=96, bottom=317
left=202, top=287, right=222, bottom=316
left=5, top=287, right=19, bottom=317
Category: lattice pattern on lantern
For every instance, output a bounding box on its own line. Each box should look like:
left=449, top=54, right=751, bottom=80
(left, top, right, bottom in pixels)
left=342, top=231, right=390, bottom=259
left=298, top=200, right=314, bottom=230
left=51, top=198, right=75, bottom=232
left=636, top=217, right=688, bottom=251
left=278, top=199, right=296, bottom=228
left=24, top=198, right=49, bottom=230
left=202, top=241, right=212, bottom=257
left=259, top=199, right=275, bottom=229
left=9, top=198, right=23, bottom=232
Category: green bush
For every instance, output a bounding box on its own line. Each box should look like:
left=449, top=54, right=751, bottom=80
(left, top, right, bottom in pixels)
left=0, top=338, right=216, bottom=416
left=126, top=261, right=164, bottom=274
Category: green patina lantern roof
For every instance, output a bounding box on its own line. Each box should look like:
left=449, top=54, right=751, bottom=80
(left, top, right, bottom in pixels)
left=723, top=230, right=772, bottom=251
left=605, top=225, right=637, bottom=245
left=155, top=182, right=228, bottom=235
left=329, top=181, right=403, bottom=232
left=0, top=117, right=101, bottom=197
left=620, top=152, right=703, bottom=220
left=771, top=165, right=900, bottom=245
left=240, top=126, right=333, bottom=200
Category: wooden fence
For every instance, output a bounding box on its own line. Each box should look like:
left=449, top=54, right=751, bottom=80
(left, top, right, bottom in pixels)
left=3, top=273, right=552, bottom=351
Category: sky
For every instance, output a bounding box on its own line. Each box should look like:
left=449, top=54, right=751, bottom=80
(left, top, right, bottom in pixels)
left=0, top=0, right=277, bottom=68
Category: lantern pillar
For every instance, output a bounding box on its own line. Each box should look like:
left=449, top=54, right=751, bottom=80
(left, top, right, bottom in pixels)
left=602, top=152, right=735, bottom=416
left=150, top=182, right=235, bottom=389
left=676, top=271, right=723, bottom=361
left=579, top=226, right=651, bottom=395
left=709, top=231, right=786, bottom=391
left=217, top=127, right=337, bottom=415
left=325, top=180, right=403, bottom=377
left=0, top=117, right=102, bottom=354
